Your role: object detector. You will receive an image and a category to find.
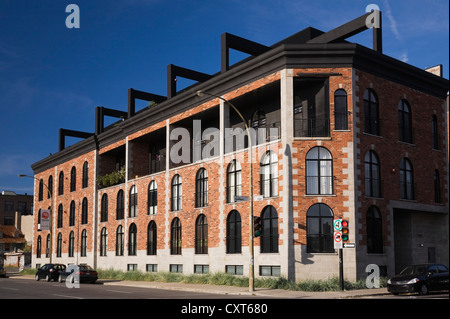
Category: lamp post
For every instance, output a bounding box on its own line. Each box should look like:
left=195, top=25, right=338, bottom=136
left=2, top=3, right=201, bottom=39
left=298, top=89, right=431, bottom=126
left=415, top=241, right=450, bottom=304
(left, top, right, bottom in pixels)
left=18, top=174, right=53, bottom=263
left=196, top=90, right=255, bottom=292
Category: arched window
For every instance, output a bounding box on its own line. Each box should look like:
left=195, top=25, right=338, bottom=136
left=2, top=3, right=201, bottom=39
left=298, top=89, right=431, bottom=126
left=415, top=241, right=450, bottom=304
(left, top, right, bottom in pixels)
left=226, top=210, right=241, bottom=254
left=81, top=197, right=88, bottom=224
left=100, top=227, right=107, bottom=256
left=398, top=99, right=412, bottom=143
left=260, top=151, right=278, bottom=198
left=56, top=233, right=62, bottom=257
left=227, top=160, right=242, bottom=203
left=367, top=206, right=383, bottom=253
left=37, top=235, right=42, bottom=258
left=57, top=204, right=63, bottom=228
left=252, top=109, right=267, bottom=128
left=38, top=179, right=44, bottom=201
left=46, top=234, right=50, bottom=258
left=148, top=181, right=157, bottom=215
left=129, top=185, right=138, bottom=218
left=128, top=223, right=137, bottom=256
left=195, top=214, right=208, bottom=254
left=260, top=205, right=278, bottom=253
left=400, top=158, right=414, bottom=200
left=68, top=231, right=75, bottom=257
left=147, top=221, right=157, bottom=255
left=47, top=175, right=53, bottom=199
left=364, top=150, right=381, bottom=198
left=116, top=189, right=124, bottom=220
left=195, top=168, right=208, bottom=208
left=306, top=147, right=333, bottom=195
left=334, top=89, right=348, bottom=130
left=306, top=203, right=334, bottom=253
left=363, top=89, right=379, bottom=135
left=170, top=217, right=182, bottom=255
left=101, top=194, right=108, bottom=222
left=80, top=229, right=87, bottom=257
left=116, top=225, right=124, bottom=256
left=58, top=171, right=64, bottom=195
left=69, top=200, right=76, bottom=226
left=171, top=175, right=182, bottom=211
left=70, top=166, right=76, bottom=192
left=82, top=161, right=89, bottom=188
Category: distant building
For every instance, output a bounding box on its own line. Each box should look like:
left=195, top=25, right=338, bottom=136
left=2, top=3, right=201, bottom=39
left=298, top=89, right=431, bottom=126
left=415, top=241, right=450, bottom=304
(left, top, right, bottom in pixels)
left=0, top=191, right=33, bottom=254
left=30, top=12, right=448, bottom=281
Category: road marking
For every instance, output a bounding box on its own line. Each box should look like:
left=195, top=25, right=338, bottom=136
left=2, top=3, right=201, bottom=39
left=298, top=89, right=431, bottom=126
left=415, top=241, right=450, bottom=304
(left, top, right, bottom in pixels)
left=1, top=287, right=19, bottom=291
left=106, top=289, right=132, bottom=294
left=52, top=294, right=85, bottom=299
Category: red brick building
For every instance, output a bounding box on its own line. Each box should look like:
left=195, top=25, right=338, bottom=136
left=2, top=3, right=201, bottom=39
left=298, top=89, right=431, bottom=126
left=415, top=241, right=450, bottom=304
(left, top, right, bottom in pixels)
left=31, top=12, right=448, bottom=281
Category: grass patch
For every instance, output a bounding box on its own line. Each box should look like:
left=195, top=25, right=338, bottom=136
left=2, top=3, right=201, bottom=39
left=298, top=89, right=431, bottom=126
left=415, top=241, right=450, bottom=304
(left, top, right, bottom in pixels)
left=96, top=268, right=387, bottom=292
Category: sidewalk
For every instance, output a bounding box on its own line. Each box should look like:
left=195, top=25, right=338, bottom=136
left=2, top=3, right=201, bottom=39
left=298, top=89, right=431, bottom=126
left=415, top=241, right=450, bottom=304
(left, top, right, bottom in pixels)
left=100, top=278, right=389, bottom=299
left=10, top=272, right=389, bottom=299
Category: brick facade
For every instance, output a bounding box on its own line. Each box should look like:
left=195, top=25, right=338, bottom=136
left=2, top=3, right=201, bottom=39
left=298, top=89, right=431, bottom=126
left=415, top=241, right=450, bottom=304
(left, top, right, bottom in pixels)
left=31, top=22, right=449, bottom=281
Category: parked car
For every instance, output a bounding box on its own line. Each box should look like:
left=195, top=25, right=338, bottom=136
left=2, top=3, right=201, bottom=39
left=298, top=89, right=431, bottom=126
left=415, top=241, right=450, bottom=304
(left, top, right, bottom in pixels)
left=387, top=264, right=449, bottom=295
left=58, top=264, right=98, bottom=284
left=35, top=263, right=66, bottom=282
left=0, top=265, right=6, bottom=278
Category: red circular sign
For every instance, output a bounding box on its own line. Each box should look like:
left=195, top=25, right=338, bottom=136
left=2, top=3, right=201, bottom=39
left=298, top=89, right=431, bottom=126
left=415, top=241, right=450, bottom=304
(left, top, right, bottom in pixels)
left=42, top=211, right=49, bottom=219
left=334, top=232, right=342, bottom=242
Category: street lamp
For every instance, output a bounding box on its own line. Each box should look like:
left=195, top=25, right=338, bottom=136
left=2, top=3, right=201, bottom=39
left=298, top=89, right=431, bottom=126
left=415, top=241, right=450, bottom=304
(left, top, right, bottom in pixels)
left=18, top=174, right=53, bottom=263
left=196, top=90, right=255, bottom=292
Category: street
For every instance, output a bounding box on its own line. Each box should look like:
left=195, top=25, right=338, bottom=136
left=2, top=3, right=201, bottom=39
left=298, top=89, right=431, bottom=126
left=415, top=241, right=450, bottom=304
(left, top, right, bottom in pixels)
left=0, top=277, right=261, bottom=299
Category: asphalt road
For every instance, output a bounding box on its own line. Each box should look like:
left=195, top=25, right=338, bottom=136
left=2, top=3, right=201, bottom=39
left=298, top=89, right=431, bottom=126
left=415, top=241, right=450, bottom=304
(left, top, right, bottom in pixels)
left=0, top=276, right=258, bottom=299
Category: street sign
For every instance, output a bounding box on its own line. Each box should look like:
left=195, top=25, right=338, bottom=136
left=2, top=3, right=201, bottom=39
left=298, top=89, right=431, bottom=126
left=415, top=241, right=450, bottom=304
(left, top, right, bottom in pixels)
left=344, top=243, right=356, bottom=248
left=334, top=219, right=342, bottom=231
left=40, top=209, right=50, bottom=231
left=334, top=231, right=343, bottom=249
left=234, top=195, right=249, bottom=202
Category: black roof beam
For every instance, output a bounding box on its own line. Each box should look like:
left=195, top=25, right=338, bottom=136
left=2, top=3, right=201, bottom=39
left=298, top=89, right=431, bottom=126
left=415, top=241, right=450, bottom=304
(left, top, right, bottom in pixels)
left=128, top=88, right=166, bottom=117
left=221, top=32, right=270, bottom=72
left=95, top=106, right=128, bottom=135
left=307, top=11, right=382, bottom=53
left=167, top=64, right=212, bottom=99
left=59, top=128, right=93, bottom=151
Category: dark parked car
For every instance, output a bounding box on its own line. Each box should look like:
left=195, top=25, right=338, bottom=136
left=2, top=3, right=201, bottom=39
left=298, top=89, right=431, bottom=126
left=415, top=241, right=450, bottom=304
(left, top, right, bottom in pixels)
left=388, top=264, right=449, bottom=295
left=58, top=264, right=98, bottom=284
left=35, top=263, right=66, bottom=282
left=0, top=265, right=6, bottom=278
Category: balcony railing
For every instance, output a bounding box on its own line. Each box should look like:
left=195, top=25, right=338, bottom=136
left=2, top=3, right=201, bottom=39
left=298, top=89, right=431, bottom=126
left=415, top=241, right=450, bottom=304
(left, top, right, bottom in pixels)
left=294, top=118, right=330, bottom=137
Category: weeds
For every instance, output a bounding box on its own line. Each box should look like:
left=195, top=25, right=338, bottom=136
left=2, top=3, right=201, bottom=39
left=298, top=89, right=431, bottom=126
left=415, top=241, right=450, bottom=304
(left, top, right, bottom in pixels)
left=96, top=268, right=386, bottom=291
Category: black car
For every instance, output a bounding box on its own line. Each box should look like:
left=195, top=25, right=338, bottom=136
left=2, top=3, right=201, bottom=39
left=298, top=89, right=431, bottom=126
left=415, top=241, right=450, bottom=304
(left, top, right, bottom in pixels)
left=58, top=264, right=98, bottom=284
left=388, top=264, right=449, bottom=295
left=35, top=263, right=66, bottom=282
left=0, top=265, right=6, bottom=278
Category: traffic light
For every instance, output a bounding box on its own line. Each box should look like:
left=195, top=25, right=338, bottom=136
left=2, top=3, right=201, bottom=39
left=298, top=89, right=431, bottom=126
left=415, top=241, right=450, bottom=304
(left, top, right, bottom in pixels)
left=341, top=220, right=349, bottom=241
left=254, top=216, right=262, bottom=237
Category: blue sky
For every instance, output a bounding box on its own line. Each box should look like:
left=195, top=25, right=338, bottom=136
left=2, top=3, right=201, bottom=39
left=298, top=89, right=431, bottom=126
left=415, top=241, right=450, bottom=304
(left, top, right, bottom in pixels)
left=1, top=0, right=448, bottom=194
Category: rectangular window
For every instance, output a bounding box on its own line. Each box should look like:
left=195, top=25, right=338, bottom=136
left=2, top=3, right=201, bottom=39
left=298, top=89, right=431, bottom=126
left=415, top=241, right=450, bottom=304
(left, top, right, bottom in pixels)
left=194, top=265, right=209, bottom=274
left=146, top=264, right=158, bottom=272
left=4, top=201, right=14, bottom=212
left=225, top=265, right=243, bottom=275
left=259, top=266, right=281, bottom=277
left=127, top=264, right=138, bottom=271
left=170, top=264, right=183, bottom=273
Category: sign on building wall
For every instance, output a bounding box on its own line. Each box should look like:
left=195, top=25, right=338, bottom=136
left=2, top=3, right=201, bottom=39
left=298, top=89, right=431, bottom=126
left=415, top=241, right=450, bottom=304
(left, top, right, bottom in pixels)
left=40, top=209, right=50, bottom=231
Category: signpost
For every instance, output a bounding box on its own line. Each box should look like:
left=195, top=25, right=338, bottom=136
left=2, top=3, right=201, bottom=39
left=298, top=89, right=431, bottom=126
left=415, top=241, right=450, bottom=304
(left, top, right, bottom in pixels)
left=40, top=209, right=50, bottom=231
